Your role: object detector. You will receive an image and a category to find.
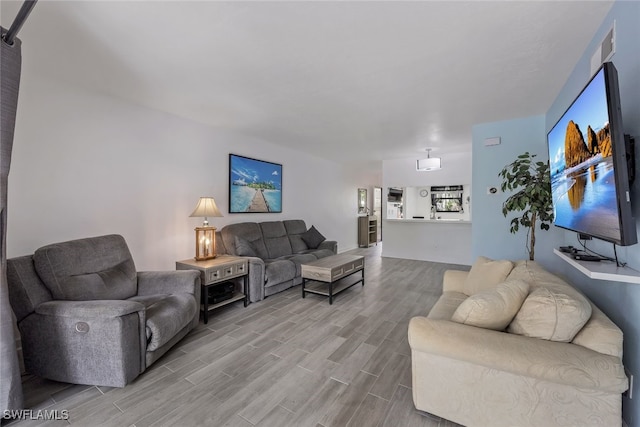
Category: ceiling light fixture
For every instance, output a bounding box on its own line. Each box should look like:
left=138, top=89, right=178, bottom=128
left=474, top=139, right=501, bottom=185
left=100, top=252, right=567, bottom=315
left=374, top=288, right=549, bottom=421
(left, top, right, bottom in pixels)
left=416, top=149, right=441, bottom=171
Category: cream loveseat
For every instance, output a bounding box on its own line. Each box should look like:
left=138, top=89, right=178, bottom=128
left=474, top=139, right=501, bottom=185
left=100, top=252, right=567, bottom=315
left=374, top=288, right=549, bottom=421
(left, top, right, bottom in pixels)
left=408, top=257, right=629, bottom=427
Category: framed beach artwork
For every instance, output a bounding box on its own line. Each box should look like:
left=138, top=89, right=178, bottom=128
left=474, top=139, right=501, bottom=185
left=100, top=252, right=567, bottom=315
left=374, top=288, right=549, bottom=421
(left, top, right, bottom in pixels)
left=229, top=154, right=283, bottom=213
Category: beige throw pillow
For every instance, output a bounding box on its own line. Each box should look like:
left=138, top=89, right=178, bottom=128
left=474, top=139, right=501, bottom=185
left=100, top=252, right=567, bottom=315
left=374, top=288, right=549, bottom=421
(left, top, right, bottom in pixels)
left=451, top=279, right=530, bottom=330
left=463, top=256, right=514, bottom=295
left=507, top=287, right=592, bottom=342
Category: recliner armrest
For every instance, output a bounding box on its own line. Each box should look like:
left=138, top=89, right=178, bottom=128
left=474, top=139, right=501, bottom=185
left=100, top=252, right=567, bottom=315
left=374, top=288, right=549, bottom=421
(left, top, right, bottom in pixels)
left=22, top=300, right=146, bottom=387
left=137, top=270, right=200, bottom=296
left=36, top=300, right=144, bottom=318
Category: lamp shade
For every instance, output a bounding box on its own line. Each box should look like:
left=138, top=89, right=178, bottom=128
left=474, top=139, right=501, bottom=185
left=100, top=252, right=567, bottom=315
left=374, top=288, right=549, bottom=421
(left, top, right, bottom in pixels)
left=416, top=157, right=442, bottom=171
left=190, top=197, right=223, bottom=226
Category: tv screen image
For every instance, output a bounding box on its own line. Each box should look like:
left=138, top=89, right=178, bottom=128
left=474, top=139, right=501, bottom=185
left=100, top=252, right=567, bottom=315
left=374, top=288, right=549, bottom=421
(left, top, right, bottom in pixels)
left=547, top=62, right=636, bottom=246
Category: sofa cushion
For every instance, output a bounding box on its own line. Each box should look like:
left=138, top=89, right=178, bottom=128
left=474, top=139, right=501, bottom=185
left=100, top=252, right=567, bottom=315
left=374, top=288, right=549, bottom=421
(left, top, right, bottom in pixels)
left=463, top=256, right=514, bottom=296
left=215, top=230, right=227, bottom=255
left=33, top=234, right=137, bottom=301
left=572, top=304, right=624, bottom=358
left=7, top=256, right=53, bottom=322
left=311, top=249, right=335, bottom=259
left=508, top=287, right=593, bottom=342
left=260, top=221, right=294, bottom=259
left=289, top=236, right=308, bottom=253
left=128, top=294, right=171, bottom=308
left=234, top=236, right=258, bottom=257
left=507, top=260, right=573, bottom=288
left=264, top=259, right=297, bottom=287
left=452, top=279, right=529, bottom=330
left=300, top=225, right=326, bottom=249
left=283, top=220, right=309, bottom=253
left=145, top=293, right=197, bottom=351
left=220, top=222, right=269, bottom=259
left=282, top=253, right=318, bottom=276
left=265, top=236, right=293, bottom=259
left=427, top=291, right=469, bottom=320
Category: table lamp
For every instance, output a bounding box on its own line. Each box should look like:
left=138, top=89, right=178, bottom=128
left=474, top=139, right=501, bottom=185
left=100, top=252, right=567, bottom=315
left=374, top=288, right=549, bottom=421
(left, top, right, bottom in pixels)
left=190, top=197, right=223, bottom=260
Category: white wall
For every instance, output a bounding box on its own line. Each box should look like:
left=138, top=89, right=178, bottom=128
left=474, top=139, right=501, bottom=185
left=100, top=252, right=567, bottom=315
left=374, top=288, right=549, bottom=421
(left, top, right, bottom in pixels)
left=7, top=72, right=374, bottom=270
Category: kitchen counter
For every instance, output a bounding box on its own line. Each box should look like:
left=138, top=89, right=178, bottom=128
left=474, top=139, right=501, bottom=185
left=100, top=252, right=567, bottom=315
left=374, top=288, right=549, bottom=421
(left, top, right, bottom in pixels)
left=382, top=218, right=472, bottom=265
left=385, top=218, right=471, bottom=224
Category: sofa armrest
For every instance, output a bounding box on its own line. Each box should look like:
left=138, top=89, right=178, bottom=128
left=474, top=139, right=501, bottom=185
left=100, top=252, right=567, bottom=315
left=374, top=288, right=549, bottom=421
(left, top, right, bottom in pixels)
left=318, top=240, right=337, bottom=253
left=137, top=270, right=200, bottom=296
left=442, top=270, right=468, bottom=293
left=408, top=316, right=628, bottom=393
left=244, top=256, right=266, bottom=303
left=36, top=299, right=144, bottom=318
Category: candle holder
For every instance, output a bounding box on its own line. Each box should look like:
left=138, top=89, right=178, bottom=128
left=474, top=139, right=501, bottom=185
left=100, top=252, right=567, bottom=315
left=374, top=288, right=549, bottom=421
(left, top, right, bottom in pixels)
left=194, top=226, right=216, bottom=260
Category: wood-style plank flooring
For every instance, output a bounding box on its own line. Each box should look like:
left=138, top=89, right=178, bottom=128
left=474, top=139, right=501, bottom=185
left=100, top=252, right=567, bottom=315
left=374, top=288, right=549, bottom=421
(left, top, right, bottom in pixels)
left=9, top=244, right=469, bottom=427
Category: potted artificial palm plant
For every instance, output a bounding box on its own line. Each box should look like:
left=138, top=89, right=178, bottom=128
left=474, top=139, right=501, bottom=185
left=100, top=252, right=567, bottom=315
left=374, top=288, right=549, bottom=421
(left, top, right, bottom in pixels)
left=499, top=152, right=554, bottom=261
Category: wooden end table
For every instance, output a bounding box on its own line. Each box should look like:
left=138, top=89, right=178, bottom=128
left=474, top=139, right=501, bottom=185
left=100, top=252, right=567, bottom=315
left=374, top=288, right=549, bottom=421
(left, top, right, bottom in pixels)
left=176, top=255, right=249, bottom=324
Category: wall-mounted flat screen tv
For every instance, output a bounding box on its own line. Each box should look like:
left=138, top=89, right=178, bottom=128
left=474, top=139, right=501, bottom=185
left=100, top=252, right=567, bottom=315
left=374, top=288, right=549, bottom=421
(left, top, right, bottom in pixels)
left=547, top=62, right=636, bottom=246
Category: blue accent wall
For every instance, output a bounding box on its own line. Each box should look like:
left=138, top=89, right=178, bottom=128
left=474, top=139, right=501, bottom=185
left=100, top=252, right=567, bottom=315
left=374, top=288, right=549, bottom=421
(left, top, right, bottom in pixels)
left=547, top=3, right=640, bottom=425
left=473, top=2, right=640, bottom=424
left=472, top=115, right=563, bottom=266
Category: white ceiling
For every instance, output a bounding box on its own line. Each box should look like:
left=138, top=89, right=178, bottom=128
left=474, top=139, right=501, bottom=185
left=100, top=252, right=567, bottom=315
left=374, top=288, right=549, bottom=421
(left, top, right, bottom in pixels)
left=2, top=1, right=614, bottom=168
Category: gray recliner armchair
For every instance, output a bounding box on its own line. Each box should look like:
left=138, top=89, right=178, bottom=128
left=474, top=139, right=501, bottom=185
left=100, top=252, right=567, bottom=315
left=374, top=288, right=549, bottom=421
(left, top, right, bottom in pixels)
left=7, top=234, right=200, bottom=387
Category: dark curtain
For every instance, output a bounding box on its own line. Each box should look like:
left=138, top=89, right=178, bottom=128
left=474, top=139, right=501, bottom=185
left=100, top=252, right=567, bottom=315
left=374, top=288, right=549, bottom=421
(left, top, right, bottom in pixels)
left=1, top=26, right=24, bottom=412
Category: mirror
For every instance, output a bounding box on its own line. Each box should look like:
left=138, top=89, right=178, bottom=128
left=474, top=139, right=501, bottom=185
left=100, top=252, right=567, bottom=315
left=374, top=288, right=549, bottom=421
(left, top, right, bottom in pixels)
left=358, top=188, right=368, bottom=214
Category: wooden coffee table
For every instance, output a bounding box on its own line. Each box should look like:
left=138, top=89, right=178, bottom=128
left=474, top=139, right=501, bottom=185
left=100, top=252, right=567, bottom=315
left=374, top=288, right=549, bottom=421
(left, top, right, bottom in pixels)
left=301, top=254, right=365, bottom=304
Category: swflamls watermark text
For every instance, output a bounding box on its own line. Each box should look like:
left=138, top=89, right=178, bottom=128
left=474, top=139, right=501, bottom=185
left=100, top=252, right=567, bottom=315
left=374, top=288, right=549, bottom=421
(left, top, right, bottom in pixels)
left=2, top=409, right=69, bottom=420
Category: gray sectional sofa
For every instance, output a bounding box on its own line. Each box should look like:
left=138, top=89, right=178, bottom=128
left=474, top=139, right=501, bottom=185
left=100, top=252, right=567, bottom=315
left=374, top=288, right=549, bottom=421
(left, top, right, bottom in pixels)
left=217, top=220, right=337, bottom=302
